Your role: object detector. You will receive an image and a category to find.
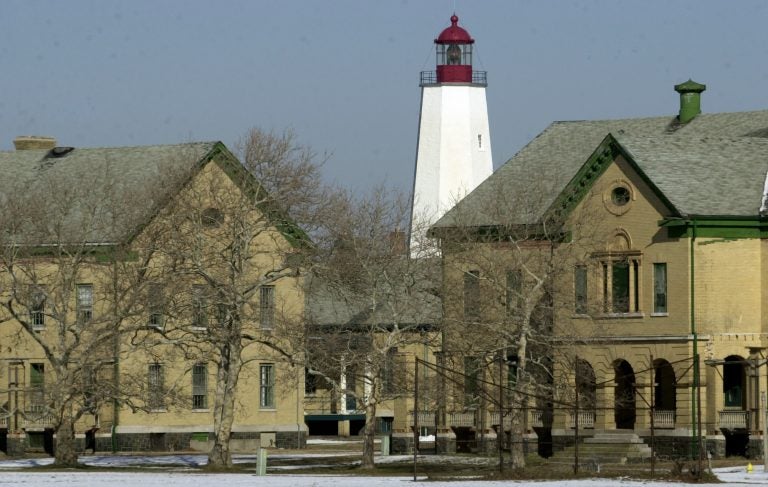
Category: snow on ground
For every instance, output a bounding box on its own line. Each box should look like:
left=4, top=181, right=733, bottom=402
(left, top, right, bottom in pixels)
left=0, top=455, right=766, bottom=486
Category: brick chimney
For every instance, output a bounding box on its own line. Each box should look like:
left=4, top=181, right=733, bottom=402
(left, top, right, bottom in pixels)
left=14, top=136, right=57, bottom=150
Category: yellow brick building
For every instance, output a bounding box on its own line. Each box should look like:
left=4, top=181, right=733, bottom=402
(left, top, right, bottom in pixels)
left=0, top=137, right=307, bottom=457
left=431, top=81, right=768, bottom=459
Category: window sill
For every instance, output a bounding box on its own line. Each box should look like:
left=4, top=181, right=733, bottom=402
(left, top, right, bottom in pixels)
left=191, top=409, right=210, bottom=413
left=149, top=409, right=167, bottom=413
left=650, top=312, right=669, bottom=317
left=259, top=408, right=277, bottom=412
left=596, top=312, right=645, bottom=320
left=571, top=313, right=590, bottom=319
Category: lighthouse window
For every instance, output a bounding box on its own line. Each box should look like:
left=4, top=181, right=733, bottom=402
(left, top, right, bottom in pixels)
left=478, top=134, right=483, bottom=149
left=447, top=44, right=462, bottom=65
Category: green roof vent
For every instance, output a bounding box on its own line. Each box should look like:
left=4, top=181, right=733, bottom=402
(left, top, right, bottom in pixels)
left=674, top=79, right=706, bottom=124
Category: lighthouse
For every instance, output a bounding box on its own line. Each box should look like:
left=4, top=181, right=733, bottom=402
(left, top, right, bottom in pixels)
left=409, top=14, right=493, bottom=254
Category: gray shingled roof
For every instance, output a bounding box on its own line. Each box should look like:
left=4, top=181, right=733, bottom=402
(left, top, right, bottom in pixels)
left=615, top=135, right=768, bottom=216
left=0, top=142, right=217, bottom=245
left=306, top=263, right=442, bottom=328
left=433, top=110, right=768, bottom=228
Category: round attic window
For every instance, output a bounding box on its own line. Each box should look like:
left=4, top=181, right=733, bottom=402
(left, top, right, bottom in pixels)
left=603, top=180, right=634, bottom=216
left=201, top=208, right=224, bottom=228
left=611, top=187, right=631, bottom=206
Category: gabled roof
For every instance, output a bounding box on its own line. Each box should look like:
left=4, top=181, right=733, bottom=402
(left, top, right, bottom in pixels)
left=432, top=110, right=768, bottom=229
left=0, top=142, right=217, bottom=245
left=0, top=141, right=309, bottom=248
left=614, top=135, right=768, bottom=216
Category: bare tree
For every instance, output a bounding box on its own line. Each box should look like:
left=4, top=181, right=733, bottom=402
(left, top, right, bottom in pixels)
left=0, top=164, right=164, bottom=467
left=141, top=129, right=334, bottom=469
left=303, top=187, right=441, bottom=469
left=432, top=176, right=603, bottom=469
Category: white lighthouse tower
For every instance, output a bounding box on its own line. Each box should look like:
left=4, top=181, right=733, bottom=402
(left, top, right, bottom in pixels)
left=409, top=14, right=493, bottom=254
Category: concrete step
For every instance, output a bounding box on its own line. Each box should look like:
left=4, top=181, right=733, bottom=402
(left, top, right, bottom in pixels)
left=551, top=432, right=652, bottom=464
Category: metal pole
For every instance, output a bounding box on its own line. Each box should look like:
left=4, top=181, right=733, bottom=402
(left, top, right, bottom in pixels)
left=650, top=359, right=656, bottom=476
left=696, top=354, right=703, bottom=478
left=574, top=379, right=579, bottom=475
left=498, top=352, right=504, bottom=473
left=413, top=358, right=419, bottom=482
left=762, top=391, right=767, bottom=473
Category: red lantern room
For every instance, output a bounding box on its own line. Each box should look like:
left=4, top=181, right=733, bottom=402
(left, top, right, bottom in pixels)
left=435, top=14, right=474, bottom=83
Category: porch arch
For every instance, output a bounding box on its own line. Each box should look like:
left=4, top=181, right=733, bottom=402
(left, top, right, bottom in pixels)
left=575, top=359, right=596, bottom=410
left=613, top=359, right=636, bottom=429
left=653, top=359, right=676, bottom=412
left=723, top=355, right=746, bottom=409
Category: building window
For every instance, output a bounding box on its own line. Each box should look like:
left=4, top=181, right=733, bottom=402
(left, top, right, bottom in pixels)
left=305, top=367, right=317, bottom=395
left=574, top=266, right=587, bottom=314
left=259, top=285, right=275, bottom=330
left=601, top=257, right=640, bottom=314
left=148, top=284, right=164, bottom=329
left=463, top=270, right=480, bottom=322
left=506, top=354, right=519, bottom=389
left=506, top=270, right=522, bottom=316
left=260, top=364, right=275, bottom=409
left=30, top=363, right=45, bottom=413
left=192, top=285, right=208, bottom=329
left=30, top=286, right=46, bottom=328
left=611, top=187, right=631, bottom=206
left=77, top=284, right=93, bottom=323
left=382, top=348, right=399, bottom=395
left=82, top=365, right=97, bottom=411
left=148, top=363, right=165, bottom=410
left=653, top=263, right=667, bottom=314
left=192, top=363, right=208, bottom=410
left=612, top=261, right=630, bottom=312
left=463, top=356, right=480, bottom=408
left=201, top=207, right=224, bottom=228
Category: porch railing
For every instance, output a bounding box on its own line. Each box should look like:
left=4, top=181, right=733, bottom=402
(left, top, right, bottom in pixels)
left=530, top=409, right=544, bottom=428
left=407, top=411, right=436, bottom=427
left=447, top=411, right=476, bottom=427
left=652, top=409, right=676, bottom=429
left=719, top=410, right=749, bottom=429
left=22, top=414, right=55, bottom=428
left=568, top=410, right=595, bottom=429
left=490, top=411, right=512, bottom=428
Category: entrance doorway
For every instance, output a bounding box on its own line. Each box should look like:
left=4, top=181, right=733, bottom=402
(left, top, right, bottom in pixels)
left=614, top=360, right=636, bottom=429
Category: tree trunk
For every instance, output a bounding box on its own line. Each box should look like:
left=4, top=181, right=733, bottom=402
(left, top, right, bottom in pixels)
left=509, top=313, right=532, bottom=470
left=508, top=390, right=527, bottom=469
left=361, top=398, right=377, bottom=469
left=208, top=346, right=242, bottom=469
left=53, top=416, right=79, bottom=467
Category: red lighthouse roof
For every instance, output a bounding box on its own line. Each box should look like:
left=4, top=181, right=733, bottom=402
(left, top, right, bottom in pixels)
left=435, top=14, right=474, bottom=44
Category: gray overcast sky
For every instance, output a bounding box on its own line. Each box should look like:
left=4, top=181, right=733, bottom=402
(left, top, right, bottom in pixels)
left=2, top=0, right=767, bottom=194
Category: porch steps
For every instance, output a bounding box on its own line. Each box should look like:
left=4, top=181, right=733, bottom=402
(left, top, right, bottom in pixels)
left=550, top=431, right=652, bottom=465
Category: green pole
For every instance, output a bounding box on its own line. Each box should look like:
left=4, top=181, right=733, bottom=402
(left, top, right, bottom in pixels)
left=690, top=219, right=698, bottom=459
